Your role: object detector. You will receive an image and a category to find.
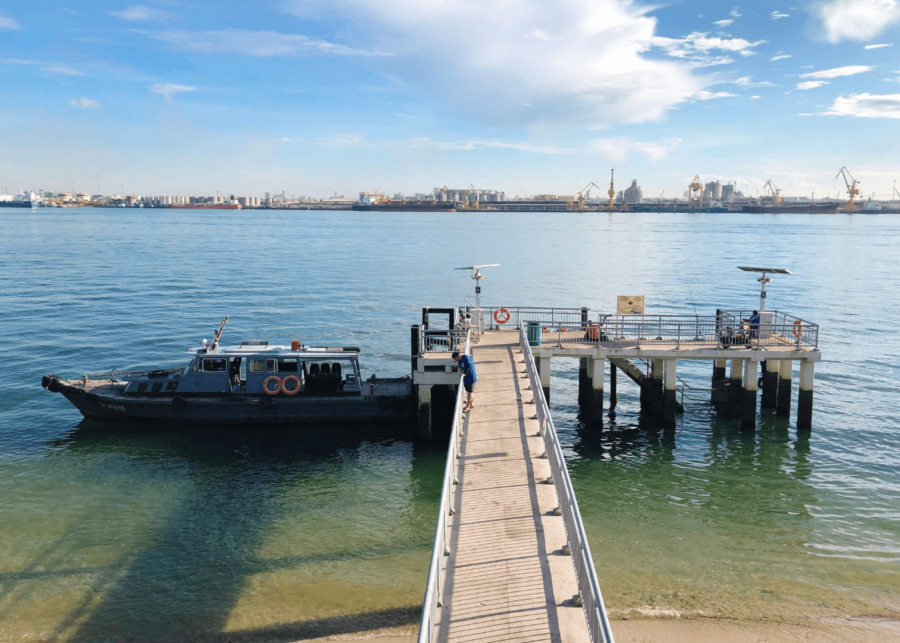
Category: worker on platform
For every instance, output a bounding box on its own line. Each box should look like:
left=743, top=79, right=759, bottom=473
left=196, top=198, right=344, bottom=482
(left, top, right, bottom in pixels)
left=452, top=351, right=477, bottom=412
left=749, top=310, right=760, bottom=339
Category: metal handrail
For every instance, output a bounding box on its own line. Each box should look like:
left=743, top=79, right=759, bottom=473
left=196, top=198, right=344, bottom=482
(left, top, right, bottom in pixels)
left=420, top=327, right=469, bottom=355
left=416, top=329, right=470, bottom=643
left=519, top=323, right=615, bottom=643
left=462, top=303, right=590, bottom=329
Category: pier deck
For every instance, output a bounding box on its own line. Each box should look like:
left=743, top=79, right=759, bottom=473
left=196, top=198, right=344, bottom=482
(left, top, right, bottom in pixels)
left=433, top=331, right=591, bottom=643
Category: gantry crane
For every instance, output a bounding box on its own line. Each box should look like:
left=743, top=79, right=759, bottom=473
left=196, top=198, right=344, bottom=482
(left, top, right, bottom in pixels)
left=570, top=181, right=603, bottom=211
left=836, top=167, right=860, bottom=212
left=763, top=180, right=783, bottom=206
left=688, top=175, right=703, bottom=208
left=463, top=183, right=479, bottom=210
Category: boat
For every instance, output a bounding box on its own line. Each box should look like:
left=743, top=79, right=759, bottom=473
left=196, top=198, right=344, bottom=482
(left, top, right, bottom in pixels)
left=41, top=318, right=412, bottom=426
left=739, top=202, right=839, bottom=214
left=351, top=194, right=456, bottom=212
left=170, top=203, right=242, bottom=210
left=0, top=192, right=41, bottom=208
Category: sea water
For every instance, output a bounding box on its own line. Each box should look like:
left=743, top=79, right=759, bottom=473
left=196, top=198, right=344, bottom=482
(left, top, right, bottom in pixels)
left=0, top=209, right=898, bottom=641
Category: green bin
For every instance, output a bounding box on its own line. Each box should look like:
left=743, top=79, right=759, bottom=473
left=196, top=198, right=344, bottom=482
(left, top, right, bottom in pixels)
left=526, top=321, right=542, bottom=347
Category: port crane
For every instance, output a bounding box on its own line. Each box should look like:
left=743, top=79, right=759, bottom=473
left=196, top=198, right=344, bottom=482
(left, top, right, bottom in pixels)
left=763, top=180, right=783, bottom=206
left=836, top=166, right=860, bottom=212
left=688, top=175, right=703, bottom=208
left=463, top=183, right=479, bottom=210
left=570, top=181, right=603, bottom=211
left=605, top=169, right=616, bottom=209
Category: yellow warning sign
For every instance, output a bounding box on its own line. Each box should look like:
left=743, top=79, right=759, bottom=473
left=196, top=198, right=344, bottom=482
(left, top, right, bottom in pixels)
left=617, top=296, right=645, bottom=315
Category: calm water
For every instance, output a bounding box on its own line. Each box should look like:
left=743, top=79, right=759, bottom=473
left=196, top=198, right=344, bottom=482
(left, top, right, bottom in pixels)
left=1, top=208, right=898, bottom=640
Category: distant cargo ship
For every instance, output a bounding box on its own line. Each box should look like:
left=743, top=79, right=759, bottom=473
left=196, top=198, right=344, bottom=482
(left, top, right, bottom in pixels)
left=352, top=194, right=456, bottom=212
left=0, top=192, right=41, bottom=208
left=740, top=202, right=839, bottom=214
left=169, top=203, right=242, bottom=210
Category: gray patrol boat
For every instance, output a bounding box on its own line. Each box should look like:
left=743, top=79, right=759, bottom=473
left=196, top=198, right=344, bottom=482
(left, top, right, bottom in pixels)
left=42, top=318, right=412, bottom=425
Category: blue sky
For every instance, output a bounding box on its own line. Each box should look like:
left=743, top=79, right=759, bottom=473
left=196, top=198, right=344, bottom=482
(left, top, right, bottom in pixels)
left=2, top=0, right=899, bottom=199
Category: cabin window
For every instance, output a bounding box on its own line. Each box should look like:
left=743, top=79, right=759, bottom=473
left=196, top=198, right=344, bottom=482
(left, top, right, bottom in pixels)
left=151, top=382, right=163, bottom=393
left=201, top=358, right=227, bottom=372
left=249, top=358, right=277, bottom=373
left=137, top=382, right=148, bottom=393
left=166, top=381, right=179, bottom=392
left=277, top=359, right=299, bottom=373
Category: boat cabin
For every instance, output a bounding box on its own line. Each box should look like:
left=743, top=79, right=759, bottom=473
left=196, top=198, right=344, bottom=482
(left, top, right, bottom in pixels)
left=123, top=342, right=363, bottom=396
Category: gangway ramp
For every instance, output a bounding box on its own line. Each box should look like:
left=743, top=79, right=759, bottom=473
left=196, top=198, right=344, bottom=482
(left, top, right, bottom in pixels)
left=417, top=328, right=614, bottom=643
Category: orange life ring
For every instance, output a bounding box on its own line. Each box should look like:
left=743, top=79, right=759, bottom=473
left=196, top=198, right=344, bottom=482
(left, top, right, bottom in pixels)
left=792, top=320, right=803, bottom=338
left=263, top=376, right=282, bottom=395
left=281, top=375, right=301, bottom=396
left=493, top=307, right=511, bottom=325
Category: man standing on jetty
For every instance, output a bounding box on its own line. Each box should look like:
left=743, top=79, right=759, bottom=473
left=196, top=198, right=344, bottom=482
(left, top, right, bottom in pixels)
left=452, top=351, right=477, bottom=412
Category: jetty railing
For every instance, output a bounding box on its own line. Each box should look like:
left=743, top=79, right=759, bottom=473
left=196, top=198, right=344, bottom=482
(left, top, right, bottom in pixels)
left=530, top=310, right=818, bottom=350
left=416, top=329, right=470, bottom=643
left=420, top=327, right=469, bottom=354
left=519, top=322, right=616, bottom=643
left=461, top=304, right=590, bottom=329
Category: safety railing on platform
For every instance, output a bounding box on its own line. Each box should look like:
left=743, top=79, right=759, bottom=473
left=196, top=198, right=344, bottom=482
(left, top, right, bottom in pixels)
left=461, top=304, right=590, bottom=330
left=416, top=330, right=469, bottom=643
left=530, top=310, right=818, bottom=350
left=420, top=327, right=469, bottom=354
left=519, top=323, right=616, bottom=643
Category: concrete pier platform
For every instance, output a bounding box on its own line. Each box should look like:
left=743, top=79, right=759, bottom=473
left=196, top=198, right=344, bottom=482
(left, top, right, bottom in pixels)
left=433, top=331, right=590, bottom=643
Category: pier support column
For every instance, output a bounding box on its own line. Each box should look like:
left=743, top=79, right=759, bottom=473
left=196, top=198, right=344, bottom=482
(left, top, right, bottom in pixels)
left=761, top=360, right=778, bottom=409
left=588, top=358, right=604, bottom=425
left=728, top=359, right=744, bottom=417
left=417, top=385, right=432, bottom=441
left=776, top=360, right=792, bottom=417
left=798, top=360, right=815, bottom=430
left=663, top=359, right=677, bottom=427
left=537, top=355, right=551, bottom=402
left=609, top=362, right=617, bottom=409
left=650, top=359, right=663, bottom=416
left=711, top=358, right=727, bottom=405
left=742, top=360, right=759, bottom=431
left=578, top=358, right=590, bottom=406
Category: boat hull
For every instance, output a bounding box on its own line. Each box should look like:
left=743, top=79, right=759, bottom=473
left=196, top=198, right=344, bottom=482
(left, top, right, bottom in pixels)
left=0, top=201, right=38, bottom=208
left=48, top=377, right=412, bottom=426
left=352, top=204, right=457, bottom=212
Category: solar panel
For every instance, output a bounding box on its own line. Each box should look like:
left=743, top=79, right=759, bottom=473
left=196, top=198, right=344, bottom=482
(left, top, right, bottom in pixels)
left=738, top=266, right=792, bottom=274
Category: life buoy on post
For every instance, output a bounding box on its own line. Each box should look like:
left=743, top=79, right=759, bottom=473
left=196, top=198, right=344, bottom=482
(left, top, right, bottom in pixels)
left=263, top=376, right=283, bottom=395
left=281, top=375, right=301, bottom=396
left=792, top=320, right=803, bottom=339
left=493, top=307, right=511, bottom=325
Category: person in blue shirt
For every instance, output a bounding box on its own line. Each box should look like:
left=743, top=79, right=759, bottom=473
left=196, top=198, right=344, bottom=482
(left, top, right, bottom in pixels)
left=452, top=351, right=477, bottom=412
left=749, top=310, right=760, bottom=337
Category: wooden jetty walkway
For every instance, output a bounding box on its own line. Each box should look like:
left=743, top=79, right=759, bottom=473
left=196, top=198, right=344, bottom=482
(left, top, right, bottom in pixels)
left=434, top=331, right=589, bottom=643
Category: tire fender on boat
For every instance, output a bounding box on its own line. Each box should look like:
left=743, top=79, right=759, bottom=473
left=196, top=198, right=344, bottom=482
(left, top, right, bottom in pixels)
left=263, top=376, right=283, bottom=395
left=281, top=375, right=301, bottom=396
left=262, top=395, right=275, bottom=409
left=172, top=396, right=187, bottom=410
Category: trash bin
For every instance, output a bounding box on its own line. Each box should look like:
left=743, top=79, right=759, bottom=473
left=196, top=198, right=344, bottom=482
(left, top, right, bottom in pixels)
left=526, top=321, right=542, bottom=347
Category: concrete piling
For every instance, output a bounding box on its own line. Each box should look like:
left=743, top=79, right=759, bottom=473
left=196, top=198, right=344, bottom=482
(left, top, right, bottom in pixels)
left=589, top=358, right=604, bottom=424
left=742, top=360, right=759, bottom=430
left=609, top=362, right=617, bottom=409
left=578, top=358, right=590, bottom=406
left=417, top=384, right=432, bottom=441
left=537, top=355, right=551, bottom=402
left=761, top=360, right=779, bottom=409
left=650, top=358, right=664, bottom=416
left=798, top=360, right=814, bottom=430
left=729, top=359, right=744, bottom=417
left=776, top=360, right=792, bottom=417
left=711, top=358, right=727, bottom=405
left=663, top=358, right=677, bottom=427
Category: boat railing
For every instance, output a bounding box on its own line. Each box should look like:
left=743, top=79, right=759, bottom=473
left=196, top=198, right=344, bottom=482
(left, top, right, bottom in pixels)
left=518, top=322, right=615, bottom=643
left=527, top=310, right=818, bottom=350
left=416, top=328, right=470, bottom=643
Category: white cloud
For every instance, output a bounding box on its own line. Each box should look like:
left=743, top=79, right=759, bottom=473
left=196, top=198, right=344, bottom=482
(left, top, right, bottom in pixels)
left=68, top=97, right=101, bottom=109
left=730, top=7, right=743, bottom=17
left=801, top=65, right=873, bottom=78
left=0, top=14, right=22, bottom=29
left=751, top=95, right=761, bottom=99
left=693, top=90, right=738, bottom=100
left=590, top=137, right=682, bottom=162
left=652, top=31, right=766, bottom=67
left=824, top=92, right=900, bottom=117
left=797, top=80, right=830, bottom=89
left=109, top=5, right=174, bottom=21
left=714, top=19, right=734, bottom=27
left=813, top=0, right=900, bottom=43
left=772, top=11, right=790, bottom=19
left=282, top=0, right=704, bottom=128
left=152, top=29, right=390, bottom=57
left=42, top=64, right=83, bottom=76
left=865, top=42, right=894, bottom=48
left=151, top=83, right=197, bottom=99
left=733, top=76, right=776, bottom=86
left=771, top=54, right=792, bottom=60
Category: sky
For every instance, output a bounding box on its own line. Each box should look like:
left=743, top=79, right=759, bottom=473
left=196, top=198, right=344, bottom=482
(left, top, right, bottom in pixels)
left=2, top=0, right=900, bottom=199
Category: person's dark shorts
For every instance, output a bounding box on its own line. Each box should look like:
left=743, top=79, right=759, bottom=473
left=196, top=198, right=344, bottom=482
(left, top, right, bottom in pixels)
left=464, top=381, right=475, bottom=393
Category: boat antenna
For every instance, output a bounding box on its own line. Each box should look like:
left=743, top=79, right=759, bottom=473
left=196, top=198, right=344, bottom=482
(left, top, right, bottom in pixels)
left=209, top=317, right=228, bottom=351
